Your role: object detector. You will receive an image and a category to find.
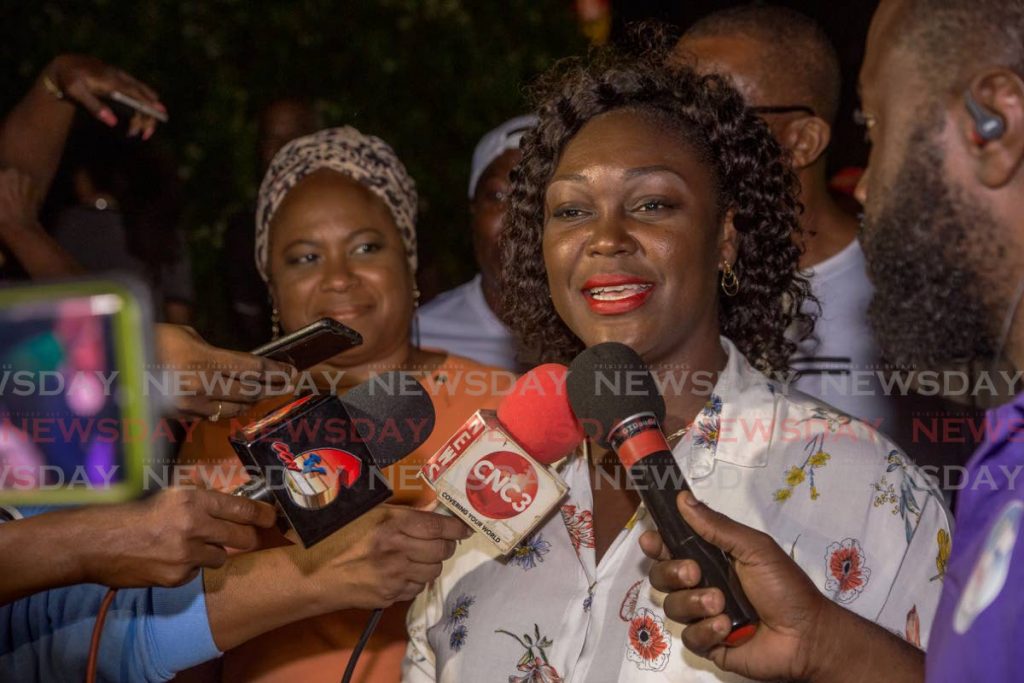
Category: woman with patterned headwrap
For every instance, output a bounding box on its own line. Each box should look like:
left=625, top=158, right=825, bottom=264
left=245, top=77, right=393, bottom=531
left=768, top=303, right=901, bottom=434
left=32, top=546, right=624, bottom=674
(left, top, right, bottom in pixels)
left=178, top=127, right=503, bottom=682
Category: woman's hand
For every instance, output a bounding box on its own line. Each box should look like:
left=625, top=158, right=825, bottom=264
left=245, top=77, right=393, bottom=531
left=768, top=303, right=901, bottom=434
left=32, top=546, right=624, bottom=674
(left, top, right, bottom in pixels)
left=204, top=505, right=472, bottom=651
left=288, top=505, right=472, bottom=612
left=154, top=324, right=296, bottom=420
left=46, top=54, right=166, bottom=139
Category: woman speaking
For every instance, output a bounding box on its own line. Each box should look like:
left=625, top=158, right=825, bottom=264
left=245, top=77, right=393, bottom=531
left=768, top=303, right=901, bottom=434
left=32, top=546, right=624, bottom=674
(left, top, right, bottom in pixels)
left=403, top=38, right=951, bottom=682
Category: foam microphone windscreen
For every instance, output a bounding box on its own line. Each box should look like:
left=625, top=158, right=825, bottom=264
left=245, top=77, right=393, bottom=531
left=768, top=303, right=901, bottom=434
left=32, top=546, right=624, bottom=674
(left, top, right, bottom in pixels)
left=497, top=364, right=583, bottom=465
left=340, top=371, right=436, bottom=467
left=567, top=342, right=666, bottom=447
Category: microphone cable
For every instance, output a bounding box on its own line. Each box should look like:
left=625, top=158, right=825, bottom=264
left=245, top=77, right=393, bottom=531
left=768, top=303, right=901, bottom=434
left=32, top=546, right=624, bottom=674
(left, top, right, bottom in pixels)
left=340, top=607, right=383, bottom=683
left=85, top=587, right=117, bottom=683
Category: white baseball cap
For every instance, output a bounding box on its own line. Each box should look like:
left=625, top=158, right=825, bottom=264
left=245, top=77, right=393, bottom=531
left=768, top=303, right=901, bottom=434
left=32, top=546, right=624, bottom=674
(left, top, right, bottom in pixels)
left=468, top=114, right=539, bottom=199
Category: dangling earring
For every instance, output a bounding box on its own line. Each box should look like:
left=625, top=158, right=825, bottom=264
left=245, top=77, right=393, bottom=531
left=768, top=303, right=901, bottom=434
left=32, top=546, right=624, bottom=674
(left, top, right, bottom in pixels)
left=720, top=262, right=740, bottom=297
left=412, top=287, right=421, bottom=308
left=271, top=307, right=281, bottom=340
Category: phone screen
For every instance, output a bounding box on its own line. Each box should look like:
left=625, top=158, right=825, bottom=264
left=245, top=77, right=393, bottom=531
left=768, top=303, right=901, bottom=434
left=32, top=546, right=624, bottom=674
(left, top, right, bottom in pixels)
left=0, top=280, right=154, bottom=505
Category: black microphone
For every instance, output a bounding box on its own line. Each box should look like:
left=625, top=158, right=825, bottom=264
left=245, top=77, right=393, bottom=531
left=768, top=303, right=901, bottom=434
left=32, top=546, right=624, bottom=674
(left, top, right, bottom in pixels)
left=340, top=371, right=437, bottom=468
left=231, top=371, right=436, bottom=547
left=567, top=343, right=758, bottom=646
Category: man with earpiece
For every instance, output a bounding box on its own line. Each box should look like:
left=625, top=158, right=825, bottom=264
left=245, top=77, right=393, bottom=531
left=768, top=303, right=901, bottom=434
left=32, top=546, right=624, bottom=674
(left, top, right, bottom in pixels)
left=672, top=5, right=976, bottom=487
left=641, top=1, right=1024, bottom=681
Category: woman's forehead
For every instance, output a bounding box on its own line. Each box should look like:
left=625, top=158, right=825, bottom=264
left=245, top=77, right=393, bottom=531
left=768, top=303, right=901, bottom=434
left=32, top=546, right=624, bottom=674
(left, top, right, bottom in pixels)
left=550, top=110, right=713, bottom=188
left=271, top=173, right=396, bottom=240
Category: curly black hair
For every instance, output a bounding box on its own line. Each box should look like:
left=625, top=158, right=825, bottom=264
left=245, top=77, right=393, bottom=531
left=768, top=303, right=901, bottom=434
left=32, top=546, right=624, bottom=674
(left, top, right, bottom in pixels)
left=499, top=33, right=815, bottom=376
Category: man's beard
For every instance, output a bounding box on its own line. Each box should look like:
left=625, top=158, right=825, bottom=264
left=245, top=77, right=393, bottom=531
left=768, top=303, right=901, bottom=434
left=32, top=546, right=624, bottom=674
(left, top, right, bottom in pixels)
left=861, top=125, right=1002, bottom=369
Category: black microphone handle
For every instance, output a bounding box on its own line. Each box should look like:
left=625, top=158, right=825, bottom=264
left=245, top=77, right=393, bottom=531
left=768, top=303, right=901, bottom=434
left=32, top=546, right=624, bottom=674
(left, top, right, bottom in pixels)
left=630, top=449, right=758, bottom=638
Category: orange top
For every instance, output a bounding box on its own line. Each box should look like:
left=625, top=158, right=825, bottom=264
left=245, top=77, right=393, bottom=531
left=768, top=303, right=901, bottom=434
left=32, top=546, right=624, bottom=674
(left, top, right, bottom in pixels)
left=176, top=354, right=508, bottom=683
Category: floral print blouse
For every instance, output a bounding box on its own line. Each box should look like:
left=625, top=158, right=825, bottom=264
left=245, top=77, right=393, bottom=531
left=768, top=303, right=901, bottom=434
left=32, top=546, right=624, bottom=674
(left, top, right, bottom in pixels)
left=403, top=338, right=952, bottom=682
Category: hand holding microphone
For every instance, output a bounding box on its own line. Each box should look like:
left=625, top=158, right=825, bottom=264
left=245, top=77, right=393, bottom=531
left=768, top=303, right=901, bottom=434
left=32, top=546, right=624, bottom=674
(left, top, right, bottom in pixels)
left=567, top=342, right=759, bottom=646
left=231, top=371, right=439, bottom=546
left=205, top=372, right=470, bottom=653
left=0, top=487, right=278, bottom=604
left=282, top=503, right=472, bottom=610
left=636, top=491, right=905, bottom=683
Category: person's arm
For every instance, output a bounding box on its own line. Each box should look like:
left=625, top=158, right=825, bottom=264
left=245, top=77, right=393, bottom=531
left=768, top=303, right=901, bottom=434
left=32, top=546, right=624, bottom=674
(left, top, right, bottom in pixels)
left=1, top=573, right=219, bottom=682
left=0, top=168, right=83, bottom=278
left=0, top=54, right=165, bottom=205
left=204, top=504, right=471, bottom=650
left=0, top=505, right=467, bottom=681
left=639, top=491, right=924, bottom=683
left=0, top=488, right=277, bottom=604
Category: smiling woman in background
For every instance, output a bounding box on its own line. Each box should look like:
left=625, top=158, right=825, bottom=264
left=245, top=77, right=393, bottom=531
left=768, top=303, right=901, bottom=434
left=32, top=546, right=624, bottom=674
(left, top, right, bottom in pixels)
left=178, top=127, right=499, bottom=683
left=403, top=36, right=951, bottom=682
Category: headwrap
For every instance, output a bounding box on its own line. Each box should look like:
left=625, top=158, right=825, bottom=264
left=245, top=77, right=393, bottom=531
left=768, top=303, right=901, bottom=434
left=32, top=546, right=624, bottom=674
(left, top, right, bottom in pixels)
left=255, top=126, right=418, bottom=281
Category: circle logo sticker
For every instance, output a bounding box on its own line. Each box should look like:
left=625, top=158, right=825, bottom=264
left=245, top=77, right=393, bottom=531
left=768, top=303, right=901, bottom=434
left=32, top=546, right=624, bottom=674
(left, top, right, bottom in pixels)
left=465, top=451, right=539, bottom=519
left=273, top=442, right=363, bottom=511
left=954, top=499, right=1024, bottom=634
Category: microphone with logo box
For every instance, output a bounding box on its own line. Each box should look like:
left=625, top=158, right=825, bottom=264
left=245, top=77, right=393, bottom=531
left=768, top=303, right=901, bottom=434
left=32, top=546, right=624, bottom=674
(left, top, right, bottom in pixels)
left=419, top=364, right=583, bottom=554
left=567, top=342, right=759, bottom=647
left=231, top=371, right=436, bottom=547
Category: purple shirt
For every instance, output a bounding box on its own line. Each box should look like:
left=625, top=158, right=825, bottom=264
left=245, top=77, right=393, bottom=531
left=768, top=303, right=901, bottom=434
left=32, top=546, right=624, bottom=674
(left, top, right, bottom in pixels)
left=927, top=392, right=1024, bottom=681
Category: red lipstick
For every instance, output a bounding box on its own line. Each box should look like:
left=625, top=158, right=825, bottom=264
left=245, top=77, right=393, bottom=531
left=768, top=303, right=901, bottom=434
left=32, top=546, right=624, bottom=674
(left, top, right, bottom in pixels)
left=580, top=274, right=655, bottom=315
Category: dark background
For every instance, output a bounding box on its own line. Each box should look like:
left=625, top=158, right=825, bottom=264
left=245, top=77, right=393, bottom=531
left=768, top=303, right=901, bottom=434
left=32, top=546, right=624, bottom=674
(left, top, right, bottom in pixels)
left=0, top=0, right=877, bottom=348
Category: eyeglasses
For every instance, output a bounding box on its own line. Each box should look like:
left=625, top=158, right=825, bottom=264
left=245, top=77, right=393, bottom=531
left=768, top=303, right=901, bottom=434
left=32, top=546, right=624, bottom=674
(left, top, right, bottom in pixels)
left=749, top=105, right=816, bottom=116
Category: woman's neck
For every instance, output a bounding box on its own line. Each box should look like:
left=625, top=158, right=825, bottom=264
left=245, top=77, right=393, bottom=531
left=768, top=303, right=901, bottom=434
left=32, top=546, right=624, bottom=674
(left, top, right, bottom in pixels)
left=647, top=333, right=728, bottom=437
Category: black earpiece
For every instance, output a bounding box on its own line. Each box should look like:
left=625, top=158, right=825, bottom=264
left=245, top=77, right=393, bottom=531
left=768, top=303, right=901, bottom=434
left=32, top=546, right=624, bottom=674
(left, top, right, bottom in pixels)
left=965, top=89, right=1006, bottom=142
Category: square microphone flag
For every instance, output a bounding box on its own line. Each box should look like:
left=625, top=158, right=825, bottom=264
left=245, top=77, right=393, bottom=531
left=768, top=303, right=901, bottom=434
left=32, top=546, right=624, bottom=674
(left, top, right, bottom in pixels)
left=230, top=394, right=391, bottom=547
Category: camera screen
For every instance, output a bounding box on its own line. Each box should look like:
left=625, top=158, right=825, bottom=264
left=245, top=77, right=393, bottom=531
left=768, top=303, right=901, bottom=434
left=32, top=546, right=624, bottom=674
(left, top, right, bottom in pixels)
left=0, top=291, right=142, bottom=500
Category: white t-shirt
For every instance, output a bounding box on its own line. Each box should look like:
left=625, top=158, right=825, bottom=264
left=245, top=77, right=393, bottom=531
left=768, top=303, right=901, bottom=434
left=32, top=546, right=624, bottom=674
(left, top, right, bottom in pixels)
left=416, top=275, right=520, bottom=371
left=790, top=240, right=895, bottom=435
left=791, top=240, right=974, bottom=488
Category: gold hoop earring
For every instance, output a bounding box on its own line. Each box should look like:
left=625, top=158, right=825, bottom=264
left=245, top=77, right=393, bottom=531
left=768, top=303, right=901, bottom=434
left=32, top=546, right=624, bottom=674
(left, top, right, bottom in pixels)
left=271, top=307, right=281, bottom=340
left=721, top=262, right=740, bottom=297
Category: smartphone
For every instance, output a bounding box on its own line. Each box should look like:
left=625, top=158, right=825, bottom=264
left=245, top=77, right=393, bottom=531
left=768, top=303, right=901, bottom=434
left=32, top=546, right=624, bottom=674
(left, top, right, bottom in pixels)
left=251, top=318, right=362, bottom=370
left=107, top=90, right=169, bottom=123
left=0, top=276, right=157, bottom=506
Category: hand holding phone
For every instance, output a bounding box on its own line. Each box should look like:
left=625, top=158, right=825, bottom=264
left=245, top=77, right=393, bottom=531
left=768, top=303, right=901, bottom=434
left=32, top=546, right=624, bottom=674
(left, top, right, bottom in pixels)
left=251, top=318, right=362, bottom=370
left=45, top=55, right=166, bottom=138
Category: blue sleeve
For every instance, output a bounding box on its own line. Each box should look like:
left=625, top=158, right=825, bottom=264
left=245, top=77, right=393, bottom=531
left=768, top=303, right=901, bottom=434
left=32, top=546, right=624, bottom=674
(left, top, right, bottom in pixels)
left=0, top=573, right=221, bottom=682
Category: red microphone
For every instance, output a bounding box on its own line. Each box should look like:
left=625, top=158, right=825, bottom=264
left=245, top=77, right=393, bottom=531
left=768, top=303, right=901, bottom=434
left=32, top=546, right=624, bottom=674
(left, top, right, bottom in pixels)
left=496, top=364, right=585, bottom=466
left=420, top=364, right=582, bottom=554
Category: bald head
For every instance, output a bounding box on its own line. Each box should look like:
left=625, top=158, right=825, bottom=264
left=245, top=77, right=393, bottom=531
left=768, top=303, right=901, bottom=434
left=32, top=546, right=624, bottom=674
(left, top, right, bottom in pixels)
left=676, top=4, right=841, bottom=125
